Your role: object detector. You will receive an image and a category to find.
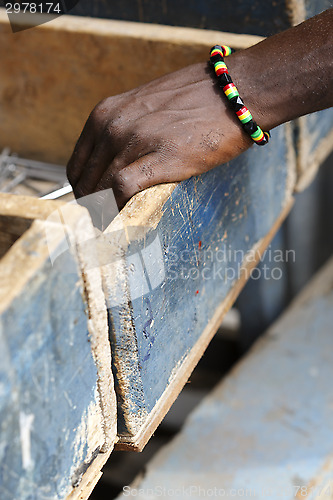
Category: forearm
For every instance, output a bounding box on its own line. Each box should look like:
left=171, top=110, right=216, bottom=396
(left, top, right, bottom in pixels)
left=226, top=8, right=333, bottom=131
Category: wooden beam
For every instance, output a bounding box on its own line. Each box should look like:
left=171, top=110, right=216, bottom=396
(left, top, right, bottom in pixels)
left=126, top=255, right=333, bottom=498
left=0, top=195, right=117, bottom=499
left=101, top=122, right=296, bottom=450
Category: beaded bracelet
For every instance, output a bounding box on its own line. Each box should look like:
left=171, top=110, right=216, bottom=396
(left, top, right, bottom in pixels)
left=210, top=45, right=270, bottom=146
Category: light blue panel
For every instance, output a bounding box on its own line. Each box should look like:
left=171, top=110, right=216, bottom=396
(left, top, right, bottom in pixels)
left=236, top=226, right=290, bottom=350
left=304, top=0, right=333, bottom=20
left=303, top=108, right=333, bottom=158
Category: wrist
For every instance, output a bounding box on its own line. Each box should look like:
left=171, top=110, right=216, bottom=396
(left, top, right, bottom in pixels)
left=224, top=9, right=333, bottom=131
left=224, top=50, right=277, bottom=132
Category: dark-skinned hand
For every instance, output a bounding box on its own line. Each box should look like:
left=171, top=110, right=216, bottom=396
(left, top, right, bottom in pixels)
left=67, top=9, right=333, bottom=208
left=67, top=62, right=252, bottom=208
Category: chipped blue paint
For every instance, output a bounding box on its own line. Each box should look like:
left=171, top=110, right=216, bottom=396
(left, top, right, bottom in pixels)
left=109, top=124, right=291, bottom=436
left=0, top=236, right=101, bottom=499
left=121, top=260, right=333, bottom=500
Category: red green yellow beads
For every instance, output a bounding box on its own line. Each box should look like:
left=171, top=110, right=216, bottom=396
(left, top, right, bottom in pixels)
left=236, top=106, right=252, bottom=124
left=209, top=44, right=270, bottom=146
left=211, top=47, right=224, bottom=59
left=221, top=45, right=232, bottom=56
left=251, top=126, right=265, bottom=143
left=214, top=61, right=228, bottom=75
left=251, top=128, right=270, bottom=143
left=223, top=83, right=240, bottom=100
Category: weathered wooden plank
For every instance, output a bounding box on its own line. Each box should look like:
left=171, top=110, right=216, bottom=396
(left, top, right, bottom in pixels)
left=69, top=0, right=332, bottom=37
left=235, top=150, right=333, bottom=347
left=0, top=195, right=117, bottom=499
left=0, top=9, right=261, bottom=165
left=121, top=255, right=333, bottom=499
left=0, top=215, right=33, bottom=258
left=100, top=122, right=296, bottom=450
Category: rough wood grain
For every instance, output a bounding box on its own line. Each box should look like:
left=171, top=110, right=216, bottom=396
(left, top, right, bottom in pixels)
left=121, top=255, right=333, bottom=499
left=0, top=195, right=116, bottom=499
left=100, top=123, right=296, bottom=450
left=0, top=215, right=33, bottom=258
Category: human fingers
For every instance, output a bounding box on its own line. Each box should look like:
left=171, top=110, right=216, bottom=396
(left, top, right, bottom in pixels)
left=66, top=119, right=96, bottom=188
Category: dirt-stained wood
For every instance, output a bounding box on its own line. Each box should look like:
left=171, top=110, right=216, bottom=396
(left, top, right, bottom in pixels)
left=101, top=123, right=296, bottom=451
left=123, top=255, right=333, bottom=498
left=0, top=194, right=117, bottom=499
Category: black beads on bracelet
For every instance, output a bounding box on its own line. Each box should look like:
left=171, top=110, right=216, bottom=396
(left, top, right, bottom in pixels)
left=210, top=45, right=270, bottom=146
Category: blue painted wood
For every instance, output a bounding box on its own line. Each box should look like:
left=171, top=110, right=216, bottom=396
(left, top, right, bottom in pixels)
left=236, top=226, right=290, bottom=350
left=304, top=0, right=333, bottom=20
left=69, top=0, right=332, bottom=37
left=107, top=123, right=294, bottom=446
left=121, top=257, right=333, bottom=499
left=236, top=151, right=333, bottom=348
left=0, top=214, right=108, bottom=499
left=299, top=109, right=333, bottom=159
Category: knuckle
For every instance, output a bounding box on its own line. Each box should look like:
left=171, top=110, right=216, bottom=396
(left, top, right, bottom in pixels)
left=139, top=162, right=154, bottom=180
left=112, top=171, right=135, bottom=199
left=93, top=97, right=110, bottom=114
left=111, top=156, right=124, bottom=172
left=101, top=117, right=122, bottom=141
left=114, top=172, right=145, bottom=202
left=158, top=138, right=178, bottom=154
left=89, top=106, right=102, bottom=124
left=103, top=122, right=115, bottom=139
left=90, top=98, right=113, bottom=126
left=112, top=171, right=126, bottom=191
left=106, top=115, right=125, bottom=136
